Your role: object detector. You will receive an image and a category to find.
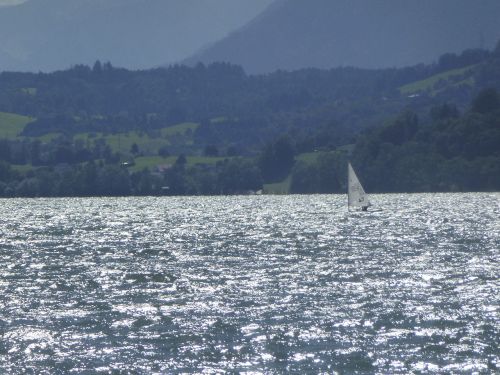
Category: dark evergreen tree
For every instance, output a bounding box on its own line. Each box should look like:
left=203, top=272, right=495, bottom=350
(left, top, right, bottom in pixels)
left=258, top=136, right=295, bottom=182
left=204, top=145, right=219, bottom=157
left=471, top=88, right=499, bottom=114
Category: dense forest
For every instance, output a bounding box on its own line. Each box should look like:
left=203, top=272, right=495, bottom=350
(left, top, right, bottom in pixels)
left=0, top=45, right=499, bottom=197
left=291, top=89, right=500, bottom=193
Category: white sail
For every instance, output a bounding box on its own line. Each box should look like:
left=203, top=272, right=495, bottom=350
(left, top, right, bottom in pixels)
left=348, top=162, right=370, bottom=209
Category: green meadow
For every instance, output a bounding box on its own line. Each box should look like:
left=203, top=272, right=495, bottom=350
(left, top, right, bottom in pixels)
left=400, top=65, right=477, bottom=95
left=73, top=122, right=199, bottom=154
left=0, top=113, right=199, bottom=153
left=0, top=115, right=209, bottom=173
left=263, top=175, right=291, bottom=194
left=262, top=152, right=320, bottom=194
left=130, top=155, right=227, bottom=172
left=0, top=112, right=34, bottom=139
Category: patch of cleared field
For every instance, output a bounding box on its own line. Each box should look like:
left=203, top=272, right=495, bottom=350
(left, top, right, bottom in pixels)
left=20, top=88, right=37, bottom=96
left=336, top=144, right=355, bottom=154
left=0, top=112, right=34, bottom=139
left=400, top=65, right=477, bottom=95
left=130, top=155, right=225, bottom=173
left=10, top=164, right=34, bottom=173
left=73, top=123, right=199, bottom=155
left=107, top=132, right=166, bottom=154
left=263, top=176, right=291, bottom=194
left=187, top=156, right=226, bottom=165
left=128, top=156, right=176, bottom=172
left=73, top=131, right=164, bottom=154
left=160, top=122, right=198, bottom=137
left=296, top=152, right=322, bottom=163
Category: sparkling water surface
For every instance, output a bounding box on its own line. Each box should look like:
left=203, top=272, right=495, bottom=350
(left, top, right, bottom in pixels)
left=0, top=193, right=499, bottom=374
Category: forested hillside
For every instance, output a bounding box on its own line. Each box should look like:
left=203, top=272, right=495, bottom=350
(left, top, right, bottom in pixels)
left=0, top=46, right=499, bottom=197
left=290, top=90, right=500, bottom=194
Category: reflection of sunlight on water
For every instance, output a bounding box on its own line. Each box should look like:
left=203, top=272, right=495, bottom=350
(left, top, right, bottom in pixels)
left=5, top=328, right=53, bottom=342
left=0, top=194, right=498, bottom=373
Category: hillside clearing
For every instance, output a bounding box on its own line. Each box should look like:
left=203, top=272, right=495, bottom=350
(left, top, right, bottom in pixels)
left=0, top=112, right=34, bottom=139
left=400, top=65, right=477, bottom=95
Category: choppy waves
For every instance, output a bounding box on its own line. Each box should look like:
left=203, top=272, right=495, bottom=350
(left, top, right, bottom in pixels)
left=0, top=194, right=499, bottom=373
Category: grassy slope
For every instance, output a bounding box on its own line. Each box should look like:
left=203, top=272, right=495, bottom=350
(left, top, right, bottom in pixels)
left=2, top=116, right=202, bottom=173
left=296, top=151, right=322, bottom=164
left=0, top=112, right=34, bottom=139
left=74, top=122, right=199, bottom=154
left=263, top=150, right=352, bottom=194
left=262, top=152, right=323, bottom=194
left=400, top=65, right=477, bottom=95
left=263, top=175, right=291, bottom=194
left=130, top=155, right=226, bottom=172
left=161, top=122, right=198, bottom=138
left=0, top=112, right=195, bottom=149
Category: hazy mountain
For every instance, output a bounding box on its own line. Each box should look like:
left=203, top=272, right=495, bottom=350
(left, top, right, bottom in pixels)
left=186, top=0, right=500, bottom=73
left=0, top=0, right=25, bottom=6
left=0, top=0, right=273, bottom=72
left=0, top=49, right=18, bottom=67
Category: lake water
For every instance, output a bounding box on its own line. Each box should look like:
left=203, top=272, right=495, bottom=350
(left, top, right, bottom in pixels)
left=0, top=193, right=499, bottom=374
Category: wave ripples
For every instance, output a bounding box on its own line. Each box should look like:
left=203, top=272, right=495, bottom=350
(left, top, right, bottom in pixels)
left=0, top=193, right=499, bottom=373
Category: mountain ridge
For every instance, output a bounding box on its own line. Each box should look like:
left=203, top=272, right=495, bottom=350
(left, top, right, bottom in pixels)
left=185, top=0, right=500, bottom=74
left=0, top=0, right=273, bottom=72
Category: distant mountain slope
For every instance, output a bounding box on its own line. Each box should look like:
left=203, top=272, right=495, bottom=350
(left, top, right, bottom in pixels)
left=0, top=0, right=273, bottom=72
left=186, top=0, right=500, bottom=73
left=0, top=49, right=18, bottom=68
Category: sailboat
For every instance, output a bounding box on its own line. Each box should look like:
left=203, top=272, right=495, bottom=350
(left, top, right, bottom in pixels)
left=347, top=162, right=371, bottom=211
